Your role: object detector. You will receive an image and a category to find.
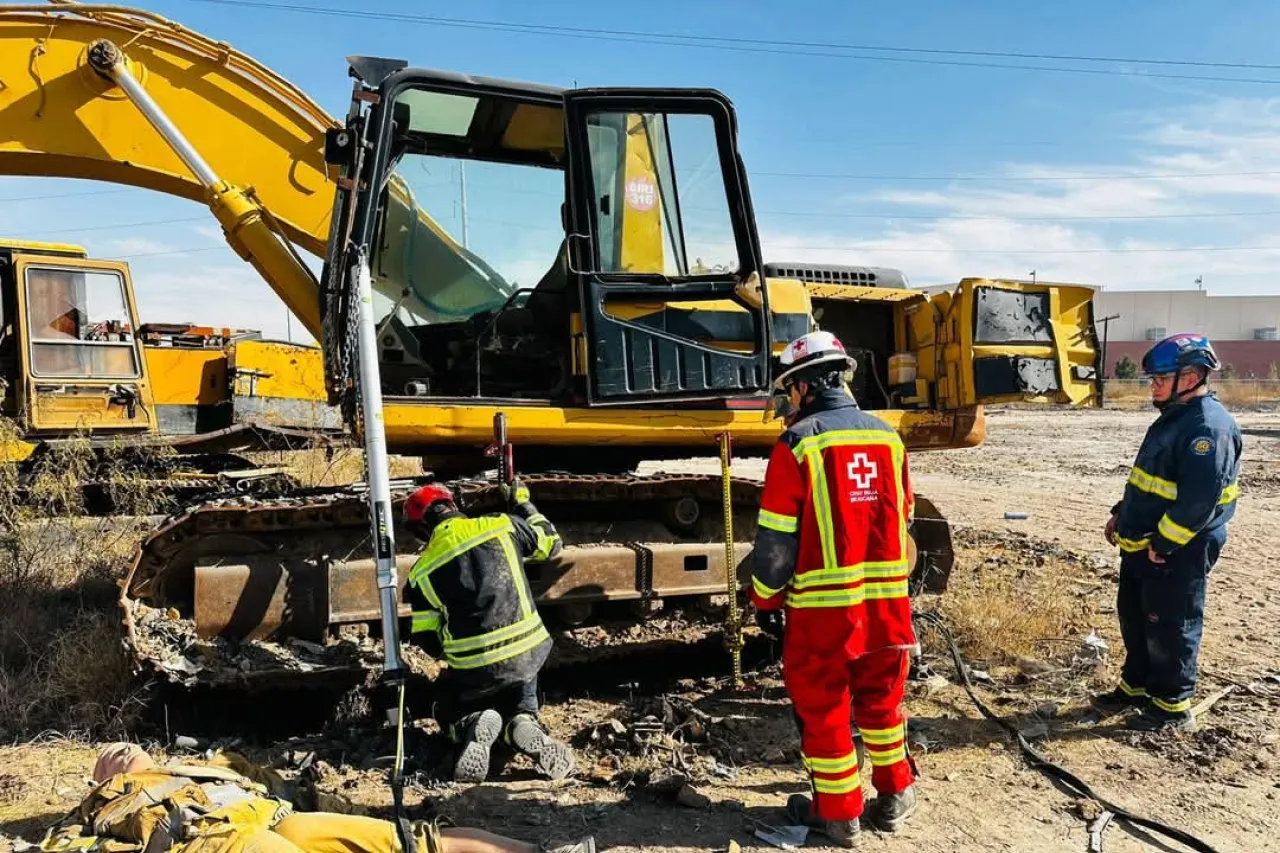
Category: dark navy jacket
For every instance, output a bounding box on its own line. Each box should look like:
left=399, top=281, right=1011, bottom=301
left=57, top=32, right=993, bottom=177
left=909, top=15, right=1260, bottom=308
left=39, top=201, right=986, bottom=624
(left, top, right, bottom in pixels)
left=1113, top=393, right=1242, bottom=556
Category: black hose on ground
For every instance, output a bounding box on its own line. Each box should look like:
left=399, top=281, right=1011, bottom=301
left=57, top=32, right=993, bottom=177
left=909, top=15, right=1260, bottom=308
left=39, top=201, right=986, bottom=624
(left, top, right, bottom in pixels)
left=914, top=611, right=1222, bottom=853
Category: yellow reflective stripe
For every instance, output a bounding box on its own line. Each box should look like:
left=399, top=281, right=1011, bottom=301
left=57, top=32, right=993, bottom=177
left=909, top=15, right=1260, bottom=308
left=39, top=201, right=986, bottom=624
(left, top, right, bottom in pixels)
left=1116, top=534, right=1150, bottom=553
left=411, top=610, right=441, bottom=632
left=442, top=611, right=542, bottom=654
left=1152, top=696, right=1192, bottom=714
left=1119, top=680, right=1146, bottom=698
left=409, top=518, right=512, bottom=584
left=812, top=774, right=861, bottom=794
left=791, top=429, right=904, bottom=462
left=807, top=448, right=839, bottom=571
left=867, top=746, right=907, bottom=767
left=793, top=565, right=864, bottom=590
left=786, top=587, right=865, bottom=609
left=864, top=578, right=910, bottom=600
left=525, top=515, right=559, bottom=562
left=803, top=751, right=858, bottom=774
left=753, top=575, right=785, bottom=599
left=1219, top=482, right=1239, bottom=505
left=1157, top=514, right=1196, bottom=545
left=758, top=509, right=799, bottom=534
left=446, top=621, right=550, bottom=670
left=1128, top=467, right=1178, bottom=500
left=499, top=534, right=536, bottom=619
left=858, top=724, right=905, bottom=746
left=790, top=561, right=910, bottom=591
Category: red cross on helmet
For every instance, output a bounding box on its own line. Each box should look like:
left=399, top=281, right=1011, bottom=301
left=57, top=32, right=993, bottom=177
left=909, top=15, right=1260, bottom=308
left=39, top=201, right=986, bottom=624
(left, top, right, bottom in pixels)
left=775, top=330, right=855, bottom=388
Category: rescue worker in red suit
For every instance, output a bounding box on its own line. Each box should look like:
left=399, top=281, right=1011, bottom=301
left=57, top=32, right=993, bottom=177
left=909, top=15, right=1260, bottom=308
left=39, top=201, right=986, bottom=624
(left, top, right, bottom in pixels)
left=749, top=331, right=918, bottom=846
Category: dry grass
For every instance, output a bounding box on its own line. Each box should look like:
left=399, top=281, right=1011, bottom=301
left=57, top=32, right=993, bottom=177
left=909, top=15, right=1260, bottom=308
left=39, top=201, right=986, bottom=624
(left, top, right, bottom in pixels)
left=926, top=535, right=1096, bottom=669
left=246, top=446, right=422, bottom=488
left=1104, top=379, right=1280, bottom=408
left=0, top=420, right=164, bottom=740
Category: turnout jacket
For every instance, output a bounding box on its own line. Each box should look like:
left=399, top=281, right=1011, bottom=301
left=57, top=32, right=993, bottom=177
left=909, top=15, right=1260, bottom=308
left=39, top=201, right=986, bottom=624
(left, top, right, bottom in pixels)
left=1112, top=393, right=1242, bottom=556
left=749, top=388, right=916, bottom=653
left=405, top=499, right=562, bottom=687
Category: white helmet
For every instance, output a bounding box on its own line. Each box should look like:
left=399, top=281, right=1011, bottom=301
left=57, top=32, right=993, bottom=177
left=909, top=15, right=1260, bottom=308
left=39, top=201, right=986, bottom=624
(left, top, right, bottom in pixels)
left=766, top=331, right=855, bottom=422
left=775, top=330, right=855, bottom=389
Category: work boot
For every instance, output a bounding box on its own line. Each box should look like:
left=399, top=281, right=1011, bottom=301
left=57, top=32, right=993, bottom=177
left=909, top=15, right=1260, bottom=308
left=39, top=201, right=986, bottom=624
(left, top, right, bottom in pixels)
left=1090, top=687, right=1146, bottom=716
left=785, top=794, right=859, bottom=848
left=866, top=786, right=917, bottom=833
left=505, top=713, right=576, bottom=780
left=1129, top=705, right=1196, bottom=733
left=451, top=709, right=502, bottom=783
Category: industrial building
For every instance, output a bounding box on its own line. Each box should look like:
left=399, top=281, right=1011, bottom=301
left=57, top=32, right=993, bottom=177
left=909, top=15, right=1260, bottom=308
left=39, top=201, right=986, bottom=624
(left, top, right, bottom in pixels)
left=1093, top=289, right=1280, bottom=379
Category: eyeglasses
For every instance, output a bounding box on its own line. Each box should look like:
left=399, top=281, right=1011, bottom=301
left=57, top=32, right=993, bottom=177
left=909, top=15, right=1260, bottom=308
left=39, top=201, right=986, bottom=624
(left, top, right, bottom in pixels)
left=1147, top=374, right=1175, bottom=386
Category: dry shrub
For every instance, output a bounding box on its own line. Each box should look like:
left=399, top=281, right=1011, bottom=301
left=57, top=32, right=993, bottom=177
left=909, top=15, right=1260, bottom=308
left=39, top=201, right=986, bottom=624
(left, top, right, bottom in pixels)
left=0, top=419, right=162, bottom=739
left=1104, top=379, right=1280, bottom=409
left=247, top=446, right=423, bottom=488
left=926, top=537, right=1094, bottom=667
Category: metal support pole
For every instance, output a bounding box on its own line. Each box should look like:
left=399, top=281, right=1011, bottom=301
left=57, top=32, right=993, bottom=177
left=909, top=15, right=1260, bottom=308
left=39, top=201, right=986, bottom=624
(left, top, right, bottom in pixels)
left=351, top=254, right=406, bottom=678
left=88, top=40, right=220, bottom=188
left=719, top=431, right=743, bottom=688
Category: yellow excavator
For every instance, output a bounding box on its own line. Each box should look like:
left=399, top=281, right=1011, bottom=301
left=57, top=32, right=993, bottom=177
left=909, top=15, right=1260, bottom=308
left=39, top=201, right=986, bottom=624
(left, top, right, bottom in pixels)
left=0, top=3, right=1102, bottom=688
left=0, top=236, right=345, bottom=509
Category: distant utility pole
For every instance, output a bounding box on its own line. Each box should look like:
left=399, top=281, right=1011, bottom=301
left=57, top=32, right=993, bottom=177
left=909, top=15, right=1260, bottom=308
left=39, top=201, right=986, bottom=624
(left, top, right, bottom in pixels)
left=1029, top=269, right=1037, bottom=284
left=1195, top=275, right=1203, bottom=291
left=286, top=310, right=292, bottom=342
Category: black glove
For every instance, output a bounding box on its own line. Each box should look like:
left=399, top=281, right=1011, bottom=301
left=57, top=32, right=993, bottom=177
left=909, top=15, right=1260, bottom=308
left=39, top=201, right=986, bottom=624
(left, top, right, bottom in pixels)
left=755, top=609, right=785, bottom=641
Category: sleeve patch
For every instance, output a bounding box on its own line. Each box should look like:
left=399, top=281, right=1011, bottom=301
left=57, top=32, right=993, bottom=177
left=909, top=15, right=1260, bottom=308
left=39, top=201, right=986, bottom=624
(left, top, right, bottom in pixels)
left=1191, top=437, right=1214, bottom=456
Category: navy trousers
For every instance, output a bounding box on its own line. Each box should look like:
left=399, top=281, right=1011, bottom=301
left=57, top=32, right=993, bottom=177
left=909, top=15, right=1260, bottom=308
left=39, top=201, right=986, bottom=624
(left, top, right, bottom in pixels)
left=1116, top=528, right=1225, bottom=715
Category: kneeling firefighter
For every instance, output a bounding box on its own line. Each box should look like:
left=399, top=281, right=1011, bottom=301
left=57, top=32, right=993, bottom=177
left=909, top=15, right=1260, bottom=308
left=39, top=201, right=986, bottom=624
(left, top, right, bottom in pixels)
left=749, top=331, right=920, bottom=847
left=402, top=480, right=576, bottom=782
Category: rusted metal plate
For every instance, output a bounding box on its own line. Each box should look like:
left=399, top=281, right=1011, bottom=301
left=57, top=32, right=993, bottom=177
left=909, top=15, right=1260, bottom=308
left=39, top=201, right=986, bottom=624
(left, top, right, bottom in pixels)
left=194, top=541, right=756, bottom=643
left=527, top=542, right=756, bottom=602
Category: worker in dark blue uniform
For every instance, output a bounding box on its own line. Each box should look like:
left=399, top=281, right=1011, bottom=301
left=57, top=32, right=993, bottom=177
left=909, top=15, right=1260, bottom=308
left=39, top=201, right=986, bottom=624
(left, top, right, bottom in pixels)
left=1095, top=333, right=1242, bottom=732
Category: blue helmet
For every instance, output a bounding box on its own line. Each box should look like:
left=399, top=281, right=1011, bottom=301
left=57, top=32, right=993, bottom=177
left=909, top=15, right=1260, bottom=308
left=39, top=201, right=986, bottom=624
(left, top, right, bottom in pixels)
left=1141, top=333, right=1221, bottom=376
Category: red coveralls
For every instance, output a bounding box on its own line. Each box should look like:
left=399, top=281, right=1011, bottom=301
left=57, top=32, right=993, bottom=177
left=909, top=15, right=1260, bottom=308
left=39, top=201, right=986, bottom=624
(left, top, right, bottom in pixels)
left=750, top=389, right=918, bottom=821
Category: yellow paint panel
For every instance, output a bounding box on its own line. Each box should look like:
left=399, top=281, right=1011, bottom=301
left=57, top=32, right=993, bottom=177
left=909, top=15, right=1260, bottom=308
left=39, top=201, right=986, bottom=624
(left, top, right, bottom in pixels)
left=501, top=104, right=564, bottom=154
left=381, top=400, right=980, bottom=453
left=144, top=348, right=228, bottom=406
left=1, top=240, right=88, bottom=257
left=228, top=340, right=327, bottom=402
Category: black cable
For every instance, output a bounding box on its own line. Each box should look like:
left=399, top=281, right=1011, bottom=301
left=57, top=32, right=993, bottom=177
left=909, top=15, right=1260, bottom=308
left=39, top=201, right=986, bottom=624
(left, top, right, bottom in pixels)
left=175, top=0, right=1280, bottom=86
left=914, top=611, right=1222, bottom=853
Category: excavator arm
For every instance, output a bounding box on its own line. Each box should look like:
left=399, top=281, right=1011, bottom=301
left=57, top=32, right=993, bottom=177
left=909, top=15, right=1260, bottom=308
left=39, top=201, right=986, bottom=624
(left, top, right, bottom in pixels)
left=0, top=3, right=492, bottom=348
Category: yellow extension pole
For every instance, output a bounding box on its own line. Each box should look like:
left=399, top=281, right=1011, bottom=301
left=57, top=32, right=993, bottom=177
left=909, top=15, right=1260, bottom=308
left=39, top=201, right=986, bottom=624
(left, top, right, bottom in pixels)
left=719, top=431, right=743, bottom=688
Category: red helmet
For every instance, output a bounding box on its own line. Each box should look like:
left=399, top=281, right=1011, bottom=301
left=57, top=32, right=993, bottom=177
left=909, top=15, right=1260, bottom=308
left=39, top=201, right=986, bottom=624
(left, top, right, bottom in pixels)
left=404, top=483, right=455, bottom=523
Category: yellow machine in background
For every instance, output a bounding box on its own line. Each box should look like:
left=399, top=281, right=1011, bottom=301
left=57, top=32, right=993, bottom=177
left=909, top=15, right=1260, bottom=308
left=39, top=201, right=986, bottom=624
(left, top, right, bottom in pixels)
left=0, top=238, right=341, bottom=505
left=0, top=4, right=1102, bottom=688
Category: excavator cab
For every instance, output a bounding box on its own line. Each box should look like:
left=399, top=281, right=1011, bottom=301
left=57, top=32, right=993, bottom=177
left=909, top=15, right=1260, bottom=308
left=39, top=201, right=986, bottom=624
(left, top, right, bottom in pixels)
left=0, top=240, right=155, bottom=437
left=323, top=63, right=774, bottom=416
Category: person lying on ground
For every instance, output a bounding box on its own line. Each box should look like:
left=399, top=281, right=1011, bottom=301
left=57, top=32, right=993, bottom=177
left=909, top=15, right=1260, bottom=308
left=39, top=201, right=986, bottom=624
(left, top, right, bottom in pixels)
left=35, top=742, right=593, bottom=853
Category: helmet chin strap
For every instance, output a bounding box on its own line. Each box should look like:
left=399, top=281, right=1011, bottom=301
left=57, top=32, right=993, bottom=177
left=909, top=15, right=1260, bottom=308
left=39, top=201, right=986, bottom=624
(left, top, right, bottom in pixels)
left=1153, top=367, right=1208, bottom=410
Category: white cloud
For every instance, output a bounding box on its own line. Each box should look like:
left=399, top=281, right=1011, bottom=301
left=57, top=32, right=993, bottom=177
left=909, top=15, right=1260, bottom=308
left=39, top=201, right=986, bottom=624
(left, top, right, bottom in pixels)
left=777, top=95, right=1280, bottom=296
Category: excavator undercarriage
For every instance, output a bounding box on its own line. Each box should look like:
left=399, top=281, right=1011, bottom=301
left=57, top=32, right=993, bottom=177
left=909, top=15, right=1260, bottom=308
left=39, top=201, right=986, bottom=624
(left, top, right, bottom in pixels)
left=120, top=471, right=954, bottom=689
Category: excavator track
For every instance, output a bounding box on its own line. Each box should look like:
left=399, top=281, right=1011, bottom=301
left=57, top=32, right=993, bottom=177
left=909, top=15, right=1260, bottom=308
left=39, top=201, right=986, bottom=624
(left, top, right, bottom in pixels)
left=120, top=472, right=770, bottom=690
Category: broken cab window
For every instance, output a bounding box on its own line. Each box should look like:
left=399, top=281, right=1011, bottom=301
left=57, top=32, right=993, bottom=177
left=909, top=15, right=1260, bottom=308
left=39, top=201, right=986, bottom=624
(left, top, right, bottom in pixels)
left=24, top=266, right=140, bottom=378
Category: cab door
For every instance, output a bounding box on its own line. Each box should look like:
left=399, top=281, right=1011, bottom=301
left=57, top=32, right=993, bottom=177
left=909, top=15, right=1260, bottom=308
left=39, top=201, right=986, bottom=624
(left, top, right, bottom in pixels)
left=928, top=278, right=1102, bottom=409
left=13, top=256, right=156, bottom=434
left=562, top=89, right=773, bottom=405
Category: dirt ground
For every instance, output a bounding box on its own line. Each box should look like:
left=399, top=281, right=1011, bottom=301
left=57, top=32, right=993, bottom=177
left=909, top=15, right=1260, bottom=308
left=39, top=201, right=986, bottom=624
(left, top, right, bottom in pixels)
left=3, top=405, right=1279, bottom=853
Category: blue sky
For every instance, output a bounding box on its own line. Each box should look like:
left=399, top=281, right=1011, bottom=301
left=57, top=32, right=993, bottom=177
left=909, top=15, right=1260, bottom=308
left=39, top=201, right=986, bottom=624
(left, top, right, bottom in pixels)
left=5, top=0, right=1280, bottom=340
